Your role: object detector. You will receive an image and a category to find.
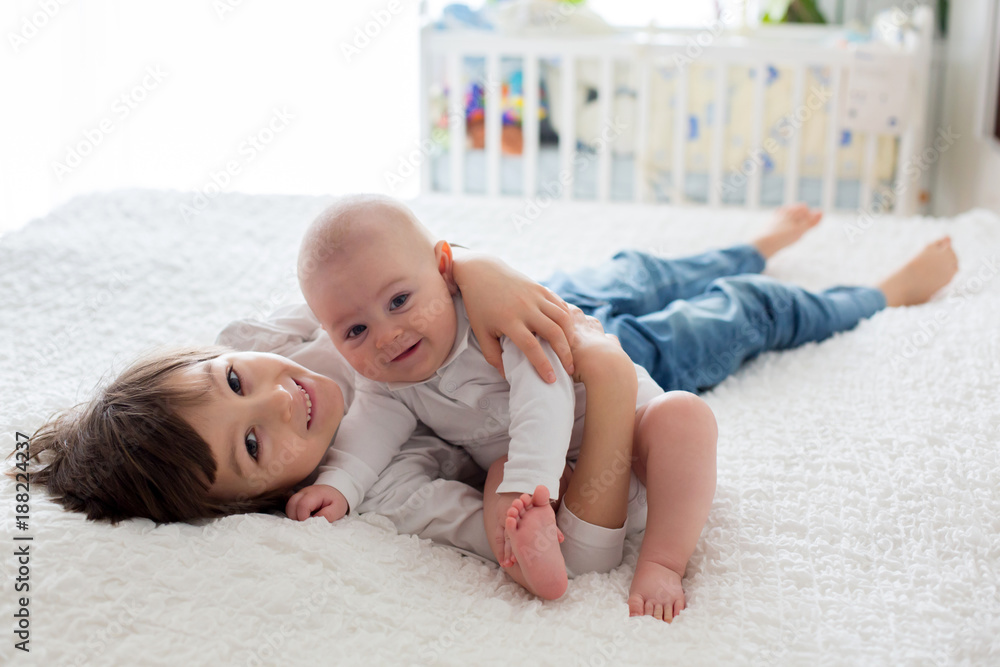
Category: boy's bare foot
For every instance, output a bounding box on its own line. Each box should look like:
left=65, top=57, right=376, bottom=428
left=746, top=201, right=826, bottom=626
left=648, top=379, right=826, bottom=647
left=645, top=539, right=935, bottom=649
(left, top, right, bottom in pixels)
left=627, top=558, right=686, bottom=622
left=877, top=236, right=959, bottom=307
left=503, top=485, right=568, bottom=600
left=752, top=203, right=823, bottom=259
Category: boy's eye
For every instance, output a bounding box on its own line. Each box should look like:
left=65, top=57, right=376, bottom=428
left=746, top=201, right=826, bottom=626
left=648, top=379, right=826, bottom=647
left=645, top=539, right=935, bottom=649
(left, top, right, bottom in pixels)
left=346, top=325, right=366, bottom=339
left=227, top=367, right=242, bottom=394
left=389, top=294, right=409, bottom=310
left=245, top=430, right=258, bottom=460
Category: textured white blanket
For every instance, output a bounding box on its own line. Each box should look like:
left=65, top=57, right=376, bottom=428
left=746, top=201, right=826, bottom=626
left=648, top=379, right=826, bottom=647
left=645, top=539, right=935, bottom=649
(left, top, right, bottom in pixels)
left=1, top=190, right=998, bottom=665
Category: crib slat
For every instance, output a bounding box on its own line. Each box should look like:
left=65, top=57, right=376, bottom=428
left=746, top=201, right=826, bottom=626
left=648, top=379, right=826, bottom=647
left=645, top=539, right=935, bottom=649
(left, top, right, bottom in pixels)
left=747, top=63, right=766, bottom=209
left=447, top=52, right=465, bottom=195
left=673, top=65, right=688, bottom=205
left=860, top=133, right=878, bottom=213
left=821, top=66, right=842, bottom=212
left=523, top=55, right=539, bottom=198
left=597, top=57, right=613, bottom=202
left=785, top=65, right=806, bottom=206
left=485, top=53, right=501, bottom=197
left=419, top=35, right=432, bottom=194
left=634, top=56, right=650, bottom=203
left=560, top=56, right=576, bottom=201
left=708, top=62, right=726, bottom=207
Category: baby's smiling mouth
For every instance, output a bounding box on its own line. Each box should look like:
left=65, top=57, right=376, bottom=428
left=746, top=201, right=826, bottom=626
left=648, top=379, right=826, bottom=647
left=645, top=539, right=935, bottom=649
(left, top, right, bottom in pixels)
left=392, top=340, right=421, bottom=362
left=294, top=380, right=312, bottom=428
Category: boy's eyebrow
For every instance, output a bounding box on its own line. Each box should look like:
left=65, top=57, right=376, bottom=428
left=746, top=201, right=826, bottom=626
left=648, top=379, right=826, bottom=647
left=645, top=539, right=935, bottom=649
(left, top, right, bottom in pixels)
left=202, top=361, right=244, bottom=481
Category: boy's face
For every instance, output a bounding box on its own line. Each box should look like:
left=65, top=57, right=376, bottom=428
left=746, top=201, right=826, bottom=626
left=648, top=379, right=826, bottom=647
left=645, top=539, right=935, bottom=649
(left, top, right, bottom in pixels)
left=307, top=228, right=458, bottom=385
left=173, top=351, right=344, bottom=502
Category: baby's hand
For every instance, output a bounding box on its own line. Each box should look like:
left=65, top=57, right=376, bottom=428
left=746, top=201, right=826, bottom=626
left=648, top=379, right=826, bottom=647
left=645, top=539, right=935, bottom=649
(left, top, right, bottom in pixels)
left=285, top=484, right=350, bottom=523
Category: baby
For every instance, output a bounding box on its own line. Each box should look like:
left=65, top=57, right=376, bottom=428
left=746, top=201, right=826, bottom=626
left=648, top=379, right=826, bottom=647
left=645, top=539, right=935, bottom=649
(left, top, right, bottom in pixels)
left=293, top=194, right=717, bottom=614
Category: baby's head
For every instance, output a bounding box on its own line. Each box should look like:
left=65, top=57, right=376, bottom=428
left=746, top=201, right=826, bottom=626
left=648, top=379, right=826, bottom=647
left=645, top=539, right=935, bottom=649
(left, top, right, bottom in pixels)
left=299, top=194, right=459, bottom=384
left=7, top=347, right=344, bottom=523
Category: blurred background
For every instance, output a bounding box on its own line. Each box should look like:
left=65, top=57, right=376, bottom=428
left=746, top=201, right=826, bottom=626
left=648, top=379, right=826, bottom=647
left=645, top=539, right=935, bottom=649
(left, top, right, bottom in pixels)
left=2, top=0, right=987, bottom=238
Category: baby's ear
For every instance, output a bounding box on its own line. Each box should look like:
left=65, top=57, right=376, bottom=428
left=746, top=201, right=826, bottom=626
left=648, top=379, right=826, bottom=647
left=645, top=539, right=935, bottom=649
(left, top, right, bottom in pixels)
left=435, top=240, right=458, bottom=295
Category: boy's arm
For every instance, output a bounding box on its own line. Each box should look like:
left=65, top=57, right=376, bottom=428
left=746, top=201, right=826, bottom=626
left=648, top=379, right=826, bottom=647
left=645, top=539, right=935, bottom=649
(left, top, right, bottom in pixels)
left=310, top=386, right=418, bottom=513
left=451, top=248, right=575, bottom=384
left=495, top=338, right=577, bottom=499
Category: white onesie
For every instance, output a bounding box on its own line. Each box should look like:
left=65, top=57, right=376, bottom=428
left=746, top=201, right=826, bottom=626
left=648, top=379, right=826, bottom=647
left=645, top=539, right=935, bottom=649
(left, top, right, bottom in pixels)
left=315, top=294, right=663, bottom=512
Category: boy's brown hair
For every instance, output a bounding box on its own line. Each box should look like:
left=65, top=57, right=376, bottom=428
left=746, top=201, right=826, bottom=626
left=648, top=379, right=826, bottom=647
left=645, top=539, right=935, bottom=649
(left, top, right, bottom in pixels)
left=4, top=346, right=293, bottom=524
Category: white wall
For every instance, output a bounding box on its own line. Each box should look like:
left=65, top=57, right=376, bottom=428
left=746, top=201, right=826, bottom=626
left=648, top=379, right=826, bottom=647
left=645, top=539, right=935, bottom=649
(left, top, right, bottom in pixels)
left=0, top=1, right=728, bottom=238
left=936, top=0, right=1000, bottom=216
left=0, top=1, right=424, bottom=236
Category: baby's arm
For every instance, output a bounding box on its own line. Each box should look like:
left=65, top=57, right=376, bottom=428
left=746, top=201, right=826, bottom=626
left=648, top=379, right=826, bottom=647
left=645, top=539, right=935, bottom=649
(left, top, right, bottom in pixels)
left=452, top=248, right=575, bottom=383
left=286, top=386, right=417, bottom=523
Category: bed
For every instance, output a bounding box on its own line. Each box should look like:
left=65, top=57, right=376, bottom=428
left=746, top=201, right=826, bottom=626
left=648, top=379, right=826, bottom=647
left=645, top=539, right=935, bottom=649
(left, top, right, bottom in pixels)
left=2, top=189, right=998, bottom=664
left=421, top=6, right=938, bottom=216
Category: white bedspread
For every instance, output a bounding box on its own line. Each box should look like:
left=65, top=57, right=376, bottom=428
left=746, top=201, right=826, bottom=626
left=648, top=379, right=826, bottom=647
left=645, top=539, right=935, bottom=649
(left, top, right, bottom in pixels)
left=1, top=190, right=998, bottom=665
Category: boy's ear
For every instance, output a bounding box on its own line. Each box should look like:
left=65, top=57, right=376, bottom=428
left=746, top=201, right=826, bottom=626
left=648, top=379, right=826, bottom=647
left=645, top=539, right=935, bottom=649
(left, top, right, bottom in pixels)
left=435, top=240, right=458, bottom=295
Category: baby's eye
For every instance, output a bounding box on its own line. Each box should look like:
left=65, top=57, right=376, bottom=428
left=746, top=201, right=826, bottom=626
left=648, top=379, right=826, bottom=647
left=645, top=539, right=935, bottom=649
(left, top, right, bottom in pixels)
left=227, top=367, right=242, bottom=394
left=245, top=430, right=258, bottom=461
left=390, top=294, right=409, bottom=310
left=346, top=325, right=366, bottom=339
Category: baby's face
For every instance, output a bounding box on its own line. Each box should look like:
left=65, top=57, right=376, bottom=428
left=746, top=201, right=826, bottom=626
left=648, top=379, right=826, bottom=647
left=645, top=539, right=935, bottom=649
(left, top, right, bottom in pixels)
left=172, top=351, right=345, bottom=502
left=308, top=230, right=458, bottom=385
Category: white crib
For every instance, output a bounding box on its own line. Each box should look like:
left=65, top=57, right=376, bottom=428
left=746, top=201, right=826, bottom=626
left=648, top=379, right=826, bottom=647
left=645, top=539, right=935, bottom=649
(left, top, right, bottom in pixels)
left=419, top=7, right=936, bottom=216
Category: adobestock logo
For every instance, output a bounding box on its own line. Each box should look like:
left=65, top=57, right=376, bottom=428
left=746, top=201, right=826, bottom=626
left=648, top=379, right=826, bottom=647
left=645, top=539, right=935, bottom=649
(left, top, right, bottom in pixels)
left=340, top=0, right=405, bottom=63
left=51, top=65, right=169, bottom=182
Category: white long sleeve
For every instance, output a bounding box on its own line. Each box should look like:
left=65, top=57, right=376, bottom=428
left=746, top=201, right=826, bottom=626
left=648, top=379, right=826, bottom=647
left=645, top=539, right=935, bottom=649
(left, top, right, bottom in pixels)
left=495, top=336, right=576, bottom=497
left=314, top=384, right=418, bottom=511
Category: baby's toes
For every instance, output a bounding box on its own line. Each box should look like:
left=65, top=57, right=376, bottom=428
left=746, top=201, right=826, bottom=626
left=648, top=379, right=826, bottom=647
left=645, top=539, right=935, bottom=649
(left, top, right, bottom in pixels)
left=628, top=594, right=646, bottom=617
left=518, top=493, right=535, bottom=512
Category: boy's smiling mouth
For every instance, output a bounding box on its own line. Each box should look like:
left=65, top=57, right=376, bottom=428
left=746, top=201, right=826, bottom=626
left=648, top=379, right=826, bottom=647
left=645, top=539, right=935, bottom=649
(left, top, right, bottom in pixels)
left=293, top=380, right=313, bottom=428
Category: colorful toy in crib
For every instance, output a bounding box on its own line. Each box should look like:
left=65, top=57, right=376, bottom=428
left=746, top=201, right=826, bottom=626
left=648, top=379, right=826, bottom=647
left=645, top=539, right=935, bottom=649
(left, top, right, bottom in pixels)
left=464, top=70, right=553, bottom=154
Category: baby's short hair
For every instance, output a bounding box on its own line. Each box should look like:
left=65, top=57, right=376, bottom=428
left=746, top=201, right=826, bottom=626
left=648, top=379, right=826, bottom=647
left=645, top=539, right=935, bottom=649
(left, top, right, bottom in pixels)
left=5, top=346, right=291, bottom=524
left=297, top=193, right=429, bottom=291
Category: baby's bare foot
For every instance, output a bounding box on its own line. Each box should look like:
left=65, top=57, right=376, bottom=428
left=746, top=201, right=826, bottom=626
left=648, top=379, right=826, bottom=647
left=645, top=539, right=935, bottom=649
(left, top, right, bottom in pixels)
left=627, top=558, right=686, bottom=622
left=504, top=485, right=567, bottom=600
left=878, top=236, right=959, bottom=307
left=753, top=203, right=823, bottom=259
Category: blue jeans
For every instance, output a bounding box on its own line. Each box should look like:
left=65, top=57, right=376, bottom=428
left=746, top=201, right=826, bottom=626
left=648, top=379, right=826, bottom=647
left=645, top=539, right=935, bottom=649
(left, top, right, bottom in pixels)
left=541, top=245, right=887, bottom=393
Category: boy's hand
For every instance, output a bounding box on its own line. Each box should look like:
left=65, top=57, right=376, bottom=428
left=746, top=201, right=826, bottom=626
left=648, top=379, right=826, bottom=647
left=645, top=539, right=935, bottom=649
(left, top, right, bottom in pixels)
left=452, top=250, right=576, bottom=383
left=285, top=484, right=350, bottom=523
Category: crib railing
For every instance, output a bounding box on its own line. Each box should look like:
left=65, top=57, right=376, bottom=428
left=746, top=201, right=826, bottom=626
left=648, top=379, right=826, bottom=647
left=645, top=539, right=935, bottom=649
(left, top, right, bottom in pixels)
left=419, top=8, right=935, bottom=216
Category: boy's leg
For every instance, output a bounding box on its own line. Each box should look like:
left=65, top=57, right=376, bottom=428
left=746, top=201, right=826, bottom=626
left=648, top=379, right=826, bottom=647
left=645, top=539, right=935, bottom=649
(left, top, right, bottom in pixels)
left=542, top=245, right=766, bottom=318
left=626, top=391, right=718, bottom=622
left=539, top=203, right=822, bottom=319
left=605, top=275, right=887, bottom=392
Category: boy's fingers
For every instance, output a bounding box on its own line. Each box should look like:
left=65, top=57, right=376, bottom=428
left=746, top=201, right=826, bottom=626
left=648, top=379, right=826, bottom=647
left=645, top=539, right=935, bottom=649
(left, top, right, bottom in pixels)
left=531, top=316, right=574, bottom=377
left=285, top=493, right=305, bottom=521
left=316, top=504, right=340, bottom=523
left=478, top=335, right=507, bottom=379
left=539, top=285, right=572, bottom=314
left=507, top=326, right=557, bottom=383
